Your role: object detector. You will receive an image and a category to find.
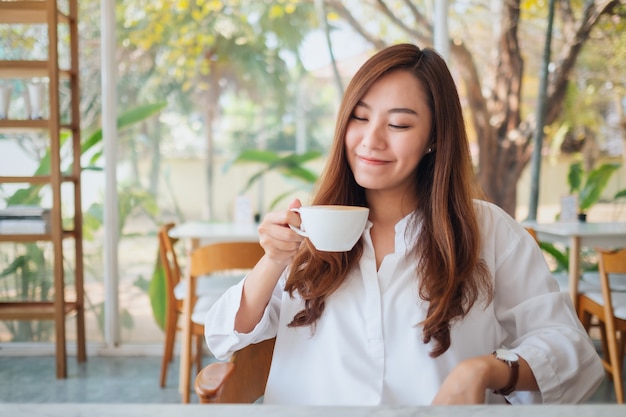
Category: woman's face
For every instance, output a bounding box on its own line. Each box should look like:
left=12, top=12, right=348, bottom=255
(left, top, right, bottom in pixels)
left=345, top=70, right=433, bottom=197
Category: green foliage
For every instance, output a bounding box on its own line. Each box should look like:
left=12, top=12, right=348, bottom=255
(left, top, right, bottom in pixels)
left=148, top=250, right=167, bottom=330
left=0, top=102, right=166, bottom=342
left=539, top=241, right=600, bottom=274
left=82, top=101, right=168, bottom=166
left=543, top=160, right=624, bottom=274
left=566, top=161, right=621, bottom=212
left=119, top=1, right=315, bottom=109
left=227, top=149, right=322, bottom=209
left=0, top=245, right=54, bottom=341
left=538, top=242, right=569, bottom=273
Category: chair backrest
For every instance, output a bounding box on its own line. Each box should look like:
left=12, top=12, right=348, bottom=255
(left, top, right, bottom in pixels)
left=597, top=247, right=626, bottom=313
left=525, top=227, right=539, bottom=244
left=158, top=223, right=183, bottom=313
left=595, top=247, right=626, bottom=404
left=195, top=337, right=275, bottom=403
left=189, top=241, right=265, bottom=277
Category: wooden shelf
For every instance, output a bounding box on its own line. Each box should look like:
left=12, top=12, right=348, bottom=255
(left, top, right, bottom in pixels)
left=0, top=1, right=72, bottom=25
left=0, top=301, right=79, bottom=321
left=0, top=120, right=77, bottom=132
left=0, top=119, right=49, bottom=130
left=0, top=175, right=78, bottom=184
left=0, top=60, right=73, bottom=78
left=0, top=230, right=76, bottom=243
left=0, top=0, right=85, bottom=379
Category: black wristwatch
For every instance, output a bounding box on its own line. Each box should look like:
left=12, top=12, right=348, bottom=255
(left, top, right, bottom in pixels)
left=492, top=348, right=520, bottom=396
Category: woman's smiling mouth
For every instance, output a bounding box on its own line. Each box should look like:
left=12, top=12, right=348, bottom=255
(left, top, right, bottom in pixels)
left=357, top=154, right=390, bottom=165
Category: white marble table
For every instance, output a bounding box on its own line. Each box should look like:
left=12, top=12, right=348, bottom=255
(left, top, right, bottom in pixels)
left=169, top=221, right=259, bottom=247
left=3, top=404, right=625, bottom=417
left=522, top=221, right=626, bottom=306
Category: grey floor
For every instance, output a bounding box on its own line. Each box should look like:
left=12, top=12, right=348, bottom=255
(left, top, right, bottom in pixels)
left=0, top=353, right=211, bottom=403
left=0, top=350, right=622, bottom=404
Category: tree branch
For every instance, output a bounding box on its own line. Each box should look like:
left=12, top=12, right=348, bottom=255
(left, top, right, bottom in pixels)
left=544, top=0, right=619, bottom=125
left=325, top=0, right=386, bottom=49
left=401, top=0, right=433, bottom=30
left=372, top=0, right=431, bottom=44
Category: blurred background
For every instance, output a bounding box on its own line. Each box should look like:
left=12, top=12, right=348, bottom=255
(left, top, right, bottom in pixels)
left=0, top=0, right=624, bottom=351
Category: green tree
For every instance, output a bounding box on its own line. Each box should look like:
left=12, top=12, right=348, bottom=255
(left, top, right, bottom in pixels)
left=118, top=0, right=319, bottom=219
left=324, top=0, right=625, bottom=216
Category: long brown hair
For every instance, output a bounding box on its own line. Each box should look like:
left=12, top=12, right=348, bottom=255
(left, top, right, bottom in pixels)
left=284, top=43, right=491, bottom=357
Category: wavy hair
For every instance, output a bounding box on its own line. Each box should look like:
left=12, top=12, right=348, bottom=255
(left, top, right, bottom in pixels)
left=284, top=43, right=491, bottom=357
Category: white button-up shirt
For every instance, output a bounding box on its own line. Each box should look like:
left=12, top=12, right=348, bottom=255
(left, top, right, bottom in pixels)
left=205, top=200, right=604, bottom=405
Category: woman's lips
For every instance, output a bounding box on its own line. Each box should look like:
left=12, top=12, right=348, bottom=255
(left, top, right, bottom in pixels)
left=357, top=155, right=389, bottom=165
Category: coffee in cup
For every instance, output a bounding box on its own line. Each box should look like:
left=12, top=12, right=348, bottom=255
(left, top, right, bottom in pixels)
left=289, top=205, right=369, bottom=252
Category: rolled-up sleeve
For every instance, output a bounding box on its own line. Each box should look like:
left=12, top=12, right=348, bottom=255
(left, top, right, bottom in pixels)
left=487, top=208, right=604, bottom=404
left=204, top=274, right=284, bottom=360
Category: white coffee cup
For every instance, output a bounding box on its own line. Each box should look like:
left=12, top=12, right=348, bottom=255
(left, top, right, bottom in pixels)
left=289, top=205, right=369, bottom=252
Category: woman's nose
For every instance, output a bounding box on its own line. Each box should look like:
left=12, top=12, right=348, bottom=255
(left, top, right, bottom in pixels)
left=360, top=120, right=386, bottom=149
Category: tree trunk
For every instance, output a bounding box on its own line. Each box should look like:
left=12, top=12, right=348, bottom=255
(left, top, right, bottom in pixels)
left=148, top=117, right=162, bottom=197
left=204, top=74, right=220, bottom=221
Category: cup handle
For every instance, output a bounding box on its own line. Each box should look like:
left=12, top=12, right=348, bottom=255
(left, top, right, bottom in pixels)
left=288, top=207, right=308, bottom=237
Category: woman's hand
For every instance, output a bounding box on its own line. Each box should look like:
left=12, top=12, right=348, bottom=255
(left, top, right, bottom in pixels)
left=257, top=198, right=305, bottom=269
left=234, top=199, right=305, bottom=333
left=431, top=352, right=536, bottom=405
left=431, top=356, right=492, bottom=405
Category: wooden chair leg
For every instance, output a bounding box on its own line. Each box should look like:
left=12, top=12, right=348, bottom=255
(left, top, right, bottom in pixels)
left=598, top=322, right=610, bottom=368
left=160, top=312, right=177, bottom=387
left=181, top=324, right=192, bottom=403
left=195, top=334, right=204, bottom=375
left=607, top=331, right=624, bottom=404
left=578, top=307, right=590, bottom=331
left=617, top=331, right=626, bottom=395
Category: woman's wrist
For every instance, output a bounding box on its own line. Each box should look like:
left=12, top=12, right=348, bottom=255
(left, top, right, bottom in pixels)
left=459, top=354, right=513, bottom=393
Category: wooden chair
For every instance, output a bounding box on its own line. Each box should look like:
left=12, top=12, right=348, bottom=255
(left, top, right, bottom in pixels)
left=158, top=224, right=262, bottom=389
left=160, top=223, right=229, bottom=387
left=194, top=337, right=276, bottom=403
left=179, top=240, right=265, bottom=403
left=158, top=223, right=200, bottom=388
left=577, top=247, right=626, bottom=403
left=525, top=226, right=539, bottom=243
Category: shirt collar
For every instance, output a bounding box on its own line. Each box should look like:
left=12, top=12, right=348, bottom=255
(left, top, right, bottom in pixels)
left=363, top=211, right=420, bottom=255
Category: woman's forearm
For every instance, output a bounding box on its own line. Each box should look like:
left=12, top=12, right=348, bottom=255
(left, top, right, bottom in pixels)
left=234, top=254, right=287, bottom=333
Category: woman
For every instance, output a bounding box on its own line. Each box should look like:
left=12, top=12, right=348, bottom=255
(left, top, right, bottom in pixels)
left=205, top=43, right=603, bottom=405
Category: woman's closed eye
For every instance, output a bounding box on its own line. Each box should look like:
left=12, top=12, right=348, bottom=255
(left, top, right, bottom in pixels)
left=351, top=114, right=410, bottom=129
left=389, top=123, right=410, bottom=130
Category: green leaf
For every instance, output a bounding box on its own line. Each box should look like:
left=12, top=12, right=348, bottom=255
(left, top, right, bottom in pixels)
left=614, top=188, right=626, bottom=200
left=82, top=101, right=168, bottom=160
left=567, top=162, right=583, bottom=194
left=578, top=163, right=621, bottom=211
left=148, top=251, right=166, bottom=331
left=277, top=165, right=319, bottom=183
left=233, top=149, right=282, bottom=164
left=0, top=256, right=28, bottom=279
left=5, top=187, right=43, bottom=206
left=228, top=150, right=322, bottom=194
left=538, top=242, right=569, bottom=273
left=120, top=308, right=134, bottom=330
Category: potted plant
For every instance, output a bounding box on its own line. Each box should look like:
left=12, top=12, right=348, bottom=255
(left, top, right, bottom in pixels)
left=566, top=161, right=622, bottom=222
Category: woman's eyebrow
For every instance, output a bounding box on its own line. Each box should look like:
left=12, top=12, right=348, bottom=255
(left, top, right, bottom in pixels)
left=355, top=100, right=369, bottom=109
left=388, top=107, right=417, bottom=116
left=355, top=101, right=417, bottom=116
